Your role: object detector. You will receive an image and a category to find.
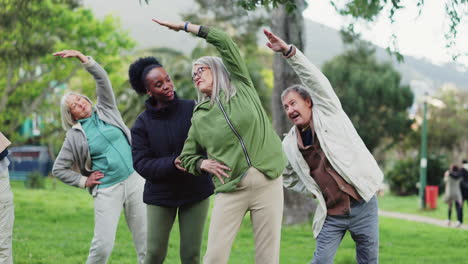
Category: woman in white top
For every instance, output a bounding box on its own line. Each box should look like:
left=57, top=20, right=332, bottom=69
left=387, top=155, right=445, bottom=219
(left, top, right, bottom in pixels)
left=443, top=164, right=463, bottom=227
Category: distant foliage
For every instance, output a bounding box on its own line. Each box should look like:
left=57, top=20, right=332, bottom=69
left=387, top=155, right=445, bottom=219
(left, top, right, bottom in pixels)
left=0, top=0, right=135, bottom=152
left=399, top=88, right=468, bottom=162
left=322, top=43, right=414, bottom=152
left=24, top=171, right=46, bottom=189
left=386, top=153, right=448, bottom=196
left=181, top=0, right=274, bottom=113
left=386, top=157, right=419, bottom=196
left=426, top=154, right=448, bottom=188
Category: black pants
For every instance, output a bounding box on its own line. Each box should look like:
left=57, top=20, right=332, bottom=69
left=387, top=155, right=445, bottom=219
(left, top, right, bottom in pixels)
left=448, top=200, right=463, bottom=223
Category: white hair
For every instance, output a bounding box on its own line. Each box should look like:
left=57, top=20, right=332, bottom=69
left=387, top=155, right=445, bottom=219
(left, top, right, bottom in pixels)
left=192, top=56, right=236, bottom=105
left=280, top=84, right=312, bottom=103
left=60, top=92, right=93, bottom=131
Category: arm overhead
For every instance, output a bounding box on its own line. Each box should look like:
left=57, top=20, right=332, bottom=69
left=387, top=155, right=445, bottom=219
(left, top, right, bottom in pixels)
left=263, top=29, right=342, bottom=112
left=152, top=19, right=253, bottom=87
left=53, top=49, right=117, bottom=110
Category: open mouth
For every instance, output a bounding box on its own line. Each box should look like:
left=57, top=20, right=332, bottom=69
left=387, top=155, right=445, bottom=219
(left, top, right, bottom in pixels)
left=289, top=112, right=300, bottom=120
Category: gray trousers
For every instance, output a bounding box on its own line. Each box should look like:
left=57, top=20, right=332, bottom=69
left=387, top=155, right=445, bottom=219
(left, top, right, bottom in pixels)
left=0, top=169, right=14, bottom=264
left=86, top=172, right=147, bottom=264
left=312, top=195, right=379, bottom=264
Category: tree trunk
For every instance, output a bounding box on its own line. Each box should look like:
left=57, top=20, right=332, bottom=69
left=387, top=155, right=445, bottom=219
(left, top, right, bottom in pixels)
left=271, top=0, right=317, bottom=225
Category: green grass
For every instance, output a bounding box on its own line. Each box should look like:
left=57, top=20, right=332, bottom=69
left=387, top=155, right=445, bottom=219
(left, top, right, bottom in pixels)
left=10, top=179, right=468, bottom=263
left=378, top=192, right=463, bottom=221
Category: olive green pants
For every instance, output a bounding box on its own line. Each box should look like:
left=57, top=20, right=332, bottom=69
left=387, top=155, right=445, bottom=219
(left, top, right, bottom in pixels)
left=144, top=198, right=210, bottom=264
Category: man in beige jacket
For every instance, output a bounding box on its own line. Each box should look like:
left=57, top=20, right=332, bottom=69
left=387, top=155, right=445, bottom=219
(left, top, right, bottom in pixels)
left=0, top=132, right=14, bottom=264
left=264, top=29, right=383, bottom=264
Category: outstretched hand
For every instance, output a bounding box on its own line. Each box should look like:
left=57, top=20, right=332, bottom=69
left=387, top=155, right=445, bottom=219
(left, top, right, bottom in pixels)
left=53, top=50, right=88, bottom=63
left=152, top=19, right=184, bottom=32
left=200, top=159, right=231, bottom=184
left=263, top=28, right=290, bottom=54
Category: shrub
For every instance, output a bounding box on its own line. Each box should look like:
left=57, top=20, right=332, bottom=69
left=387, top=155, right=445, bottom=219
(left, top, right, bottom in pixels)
left=386, top=157, right=419, bottom=195
left=386, top=153, right=448, bottom=196
left=24, top=171, right=45, bottom=189
left=426, top=153, right=448, bottom=189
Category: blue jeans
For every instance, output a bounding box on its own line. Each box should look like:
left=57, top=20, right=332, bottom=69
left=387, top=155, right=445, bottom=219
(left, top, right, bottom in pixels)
left=312, top=195, right=379, bottom=264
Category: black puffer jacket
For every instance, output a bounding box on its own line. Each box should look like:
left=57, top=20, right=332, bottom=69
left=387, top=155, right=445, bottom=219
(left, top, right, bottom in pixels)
left=131, top=95, right=214, bottom=207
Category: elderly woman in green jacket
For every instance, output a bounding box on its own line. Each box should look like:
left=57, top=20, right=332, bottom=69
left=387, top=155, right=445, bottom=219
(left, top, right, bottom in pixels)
left=153, top=20, right=287, bottom=264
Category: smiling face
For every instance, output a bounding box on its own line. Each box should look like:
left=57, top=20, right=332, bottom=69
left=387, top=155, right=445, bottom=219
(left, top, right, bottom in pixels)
left=145, top=67, right=175, bottom=103
left=66, top=94, right=92, bottom=121
left=282, top=91, right=313, bottom=129
left=192, top=64, right=213, bottom=96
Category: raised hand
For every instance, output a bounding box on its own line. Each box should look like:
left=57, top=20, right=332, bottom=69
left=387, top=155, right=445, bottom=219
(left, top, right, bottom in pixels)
left=200, top=159, right=231, bottom=184
left=152, top=19, right=184, bottom=32
left=53, top=50, right=88, bottom=63
left=85, top=171, right=104, bottom=187
left=263, top=28, right=290, bottom=54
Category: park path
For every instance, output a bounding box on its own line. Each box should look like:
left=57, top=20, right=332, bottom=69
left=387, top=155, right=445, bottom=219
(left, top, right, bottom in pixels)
left=379, top=210, right=468, bottom=230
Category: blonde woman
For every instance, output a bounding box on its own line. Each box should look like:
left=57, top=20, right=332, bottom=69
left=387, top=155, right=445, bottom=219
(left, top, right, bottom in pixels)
left=52, top=50, right=146, bottom=264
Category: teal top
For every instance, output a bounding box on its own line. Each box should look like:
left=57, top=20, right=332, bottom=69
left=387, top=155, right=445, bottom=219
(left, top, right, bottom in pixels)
left=79, top=112, right=134, bottom=188
left=179, top=27, right=287, bottom=193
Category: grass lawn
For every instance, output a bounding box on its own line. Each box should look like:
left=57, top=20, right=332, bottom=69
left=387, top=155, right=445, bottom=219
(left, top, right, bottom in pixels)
left=378, top=192, right=466, bottom=221
left=10, top=178, right=468, bottom=264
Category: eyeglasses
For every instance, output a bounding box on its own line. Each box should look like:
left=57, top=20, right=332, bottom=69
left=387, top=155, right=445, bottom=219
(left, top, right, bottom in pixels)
left=192, top=66, right=210, bottom=82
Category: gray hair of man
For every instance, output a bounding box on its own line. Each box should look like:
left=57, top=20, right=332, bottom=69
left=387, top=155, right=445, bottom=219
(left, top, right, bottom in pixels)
left=60, top=92, right=93, bottom=131
left=280, top=84, right=313, bottom=105
left=192, top=56, right=236, bottom=104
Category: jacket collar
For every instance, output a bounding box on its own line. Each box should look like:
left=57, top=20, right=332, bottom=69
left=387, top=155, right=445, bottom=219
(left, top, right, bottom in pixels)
left=145, top=92, right=180, bottom=117
left=194, top=99, right=211, bottom=111
left=71, top=122, right=84, bottom=131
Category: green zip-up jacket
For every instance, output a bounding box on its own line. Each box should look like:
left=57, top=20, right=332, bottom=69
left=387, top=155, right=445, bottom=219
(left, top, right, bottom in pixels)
left=179, top=27, right=287, bottom=193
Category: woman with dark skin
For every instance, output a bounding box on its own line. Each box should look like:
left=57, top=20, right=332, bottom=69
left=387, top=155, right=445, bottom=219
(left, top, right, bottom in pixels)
left=129, top=57, right=214, bottom=264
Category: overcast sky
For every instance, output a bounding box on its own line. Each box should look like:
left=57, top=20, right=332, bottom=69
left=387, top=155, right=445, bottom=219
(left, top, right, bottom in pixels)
left=82, top=0, right=468, bottom=68
left=305, top=1, right=468, bottom=68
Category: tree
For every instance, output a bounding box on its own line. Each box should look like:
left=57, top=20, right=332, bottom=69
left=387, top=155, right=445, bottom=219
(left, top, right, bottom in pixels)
left=400, top=86, right=468, bottom=161
left=321, top=42, right=414, bottom=152
left=233, top=0, right=468, bottom=61
left=0, top=0, right=135, bottom=153
left=120, top=47, right=199, bottom=127
left=426, top=87, right=468, bottom=158
left=268, top=0, right=318, bottom=225
left=181, top=0, right=273, bottom=113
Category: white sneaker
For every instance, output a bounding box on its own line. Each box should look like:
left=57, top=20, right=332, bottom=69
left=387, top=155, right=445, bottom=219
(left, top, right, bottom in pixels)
left=446, top=220, right=451, bottom=227
left=455, top=221, right=462, bottom=228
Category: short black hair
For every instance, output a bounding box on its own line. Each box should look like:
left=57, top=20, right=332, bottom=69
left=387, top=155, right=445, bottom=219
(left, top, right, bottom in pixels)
left=128, top=57, right=163, bottom=95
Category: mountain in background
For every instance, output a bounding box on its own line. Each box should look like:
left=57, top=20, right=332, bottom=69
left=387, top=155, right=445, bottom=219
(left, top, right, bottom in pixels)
left=303, top=20, right=468, bottom=98
left=82, top=0, right=468, bottom=98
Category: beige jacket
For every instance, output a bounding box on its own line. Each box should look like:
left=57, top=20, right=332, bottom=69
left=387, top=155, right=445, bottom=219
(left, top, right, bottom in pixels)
left=282, top=49, right=384, bottom=238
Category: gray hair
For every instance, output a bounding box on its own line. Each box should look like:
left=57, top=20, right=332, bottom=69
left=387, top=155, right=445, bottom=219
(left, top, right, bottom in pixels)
left=192, top=56, right=236, bottom=104
left=60, top=92, right=93, bottom=131
left=280, top=84, right=312, bottom=104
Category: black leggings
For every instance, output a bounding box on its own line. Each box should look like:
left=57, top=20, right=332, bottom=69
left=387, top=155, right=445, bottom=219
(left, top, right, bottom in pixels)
left=448, top=200, right=463, bottom=223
